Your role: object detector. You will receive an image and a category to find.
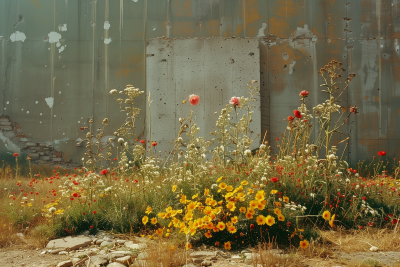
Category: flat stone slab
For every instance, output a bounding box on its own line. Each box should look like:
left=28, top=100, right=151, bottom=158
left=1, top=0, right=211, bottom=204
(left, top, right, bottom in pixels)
left=190, top=251, right=216, bottom=258
left=335, top=251, right=400, bottom=266
left=107, top=263, right=126, bottom=267
left=56, top=260, right=73, bottom=267
left=85, top=255, right=108, bottom=267
left=124, top=241, right=147, bottom=250
left=115, top=255, right=133, bottom=265
left=46, top=236, right=92, bottom=251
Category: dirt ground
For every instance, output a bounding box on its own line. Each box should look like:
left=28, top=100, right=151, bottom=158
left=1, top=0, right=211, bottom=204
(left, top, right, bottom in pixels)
left=0, top=246, right=70, bottom=267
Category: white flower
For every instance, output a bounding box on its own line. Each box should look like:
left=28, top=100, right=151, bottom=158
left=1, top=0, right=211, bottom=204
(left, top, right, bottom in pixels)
left=49, top=207, right=56, bottom=213
left=259, top=144, right=266, bottom=150
left=346, top=178, right=350, bottom=183
left=261, top=177, right=267, bottom=181
left=118, top=138, right=124, bottom=144
left=310, top=193, right=315, bottom=198
left=177, top=137, right=183, bottom=142
left=211, top=184, right=218, bottom=189
left=244, top=149, right=252, bottom=157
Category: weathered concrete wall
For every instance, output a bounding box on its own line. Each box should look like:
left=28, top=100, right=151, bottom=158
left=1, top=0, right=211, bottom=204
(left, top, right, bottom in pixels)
left=0, top=0, right=399, bottom=165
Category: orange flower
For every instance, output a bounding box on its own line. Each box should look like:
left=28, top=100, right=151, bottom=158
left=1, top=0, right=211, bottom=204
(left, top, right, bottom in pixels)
left=231, top=216, right=238, bottom=224
left=239, top=207, right=246, bottom=213
left=215, top=241, right=220, bottom=246
left=151, top=217, right=158, bottom=224
left=274, top=208, right=281, bottom=215
left=186, top=243, right=192, bottom=250
left=224, top=241, right=231, bottom=250
left=278, top=214, right=285, bottom=221
left=205, top=231, right=212, bottom=238
left=217, top=222, right=225, bottom=231
left=329, top=214, right=336, bottom=227
left=300, top=240, right=309, bottom=249
left=156, top=228, right=163, bottom=236
left=227, top=225, right=237, bottom=234
left=219, top=183, right=227, bottom=189
left=265, top=215, right=275, bottom=226
left=256, top=215, right=266, bottom=225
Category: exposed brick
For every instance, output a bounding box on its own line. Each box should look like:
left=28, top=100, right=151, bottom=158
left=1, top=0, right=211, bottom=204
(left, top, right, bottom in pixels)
left=25, top=142, right=37, bottom=147
left=29, top=153, right=39, bottom=159
left=39, top=143, right=47, bottom=147
left=19, top=138, right=29, bottom=142
left=0, top=118, right=10, bottom=122
left=16, top=128, right=23, bottom=133
left=38, top=152, right=45, bottom=156
left=3, top=131, right=16, bottom=138
left=53, top=158, right=62, bottom=162
left=0, top=122, right=12, bottom=126
left=40, top=156, right=50, bottom=161
left=0, top=126, right=12, bottom=131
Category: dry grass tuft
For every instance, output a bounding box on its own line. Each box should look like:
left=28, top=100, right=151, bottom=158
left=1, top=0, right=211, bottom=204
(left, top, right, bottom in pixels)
left=252, top=243, right=305, bottom=267
left=141, top=240, right=187, bottom=267
left=0, top=216, right=26, bottom=248
left=321, top=228, right=400, bottom=252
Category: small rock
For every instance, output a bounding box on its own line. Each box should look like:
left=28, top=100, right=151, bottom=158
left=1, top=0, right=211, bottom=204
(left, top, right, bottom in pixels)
left=201, top=260, right=213, bottom=266
left=231, top=255, right=241, bottom=259
left=58, top=251, right=68, bottom=255
left=96, top=239, right=104, bottom=245
left=71, top=258, right=81, bottom=265
left=241, top=249, right=252, bottom=254
left=85, top=255, right=108, bottom=267
left=107, top=263, right=126, bottom=267
left=40, top=251, right=47, bottom=255
left=56, top=260, right=73, bottom=267
left=182, top=264, right=197, bottom=267
left=104, top=237, right=114, bottom=242
left=116, top=240, right=127, bottom=245
left=115, top=255, right=133, bottom=265
left=46, top=236, right=93, bottom=251
left=192, top=258, right=203, bottom=264
left=124, top=241, right=146, bottom=250
left=50, top=249, right=64, bottom=254
left=101, top=241, right=115, bottom=247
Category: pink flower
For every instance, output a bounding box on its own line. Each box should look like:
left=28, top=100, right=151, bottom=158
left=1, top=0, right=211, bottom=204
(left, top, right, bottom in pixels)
left=229, top=97, right=240, bottom=106
left=294, top=110, right=302, bottom=118
left=299, top=90, right=309, bottom=97
left=189, top=95, right=200, bottom=105
left=349, top=105, right=358, bottom=114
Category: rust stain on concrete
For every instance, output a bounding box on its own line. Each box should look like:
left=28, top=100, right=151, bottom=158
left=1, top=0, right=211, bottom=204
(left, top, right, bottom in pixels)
left=375, top=96, right=380, bottom=102
left=241, top=0, right=262, bottom=36
left=358, top=112, right=379, bottom=139
left=116, top=51, right=141, bottom=77
left=206, top=20, right=219, bottom=37
left=173, top=21, right=195, bottom=36
left=172, top=0, right=192, bottom=17
left=268, top=0, right=303, bottom=38
left=30, top=0, right=41, bottom=8
left=364, top=95, right=369, bottom=100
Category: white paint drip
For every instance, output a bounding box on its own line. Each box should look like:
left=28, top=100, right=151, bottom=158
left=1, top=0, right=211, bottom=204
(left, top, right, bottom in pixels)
left=104, top=21, right=110, bottom=30
left=48, top=31, right=62, bottom=43
left=58, top=45, right=66, bottom=53
left=6, top=101, right=9, bottom=104
left=45, top=97, right=54, bottom=108
left=58, top=24, right=67, bottom=31
left=133, top=0, right=138, bottom=2
left=0, top=132, right=20, bottom=153
left=289, top=24, right=317, bottom=48
left=104, top=38, right=112, bottom=44
left=54, top=137, right=69, bottom=144
left=10, top=31, right=26, bottom=42
left=289, top=60, right=296, bottom=74
left=35, top=101, right=38, bottom=104
left=256, top=23, right=267, bottom=38
left=360, top=41, right=379, bottom=99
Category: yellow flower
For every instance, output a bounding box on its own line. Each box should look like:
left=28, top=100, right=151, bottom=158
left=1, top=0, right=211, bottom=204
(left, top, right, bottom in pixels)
left=247, top=208, right=255, bottom=215
left=186, top=243, right=192, bottom=250
left=329, top=214, right=336, bottom=227
left=170, top=245, right=175, bottom=251
left=283, top=196, right=289, bottom=203
left=322, top=210, right=331, bottom=221
left=226, top=202, right=236, bottom=211
left=224, top=241, right=231, bottom=250
left=99, top=194, right=104, bottom=198
left=241, top=180, right=248, bottom=185
left=265, top=215, right=275, bottom=226
left=300, top=240, right=309, bottom=249
left=219, top=183, right=227, bottom=189
left=249, top=200, right=258, bottom=209
left=245, top=212, right=253, bottom=219
left=274, top=208, right=281, bottom=215
left=187, top=201, right=197, bottom=211
left=274, top=202, right=282, bottom=208
left=278, top=214, right=285, bottom=221
left=257, top=202, right=265, bottom=210
left=156, top=228, right=163, bottom=236
left=27, top=203, right=32, bottom=207
left=239, top=207, right=246, bottom=213
left=142, top=216, right=149, bottom=225
left=54, top=209, right=64, bottom=215
left=270, top=190, right=278, bottom=194
left=192, top=193, right=198, bottom=199
left=204, top=188, right=209, bottom=196
left=216, top=222, right=225, bottom=231
left=172, top=185, right=177, bottom=192
left=218, top=201, right=223, bottom=205
left=145, top=206, right=152, bottom=214
left=151, top=217, right=158, bottom=224
left=182, top=100, right=186, bottom=104
left=227, top=225, right=237, bottom=234
left=248, top=189, right=254, bottom=194
left=205, top=231, right=212, bottom=238
left=158, top=212, right=166, bottom=219
left=226, top=186, right=234, bottom=192
left=180, top=195, right=187, bottom=204
left=210, top=200, right=217, bottom=206
left=256, top=215, right=266, bottom=225
left=148, top=235, right=153, bottom=239
left=217, top=176, right=224, bottom=182
left=231, top=216, right=238, bottom=224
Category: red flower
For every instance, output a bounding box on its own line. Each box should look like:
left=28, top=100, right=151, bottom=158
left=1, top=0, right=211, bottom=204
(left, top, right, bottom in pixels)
left=271, top=177, right=279, bottom=183
left=288, top=116, right=294, bottom=121
left=393, top=219, right=398, bottom=225
left=90, top=226, right=93, bottom=229
left=72, top=192, right=78, bottom=198
left=293, top=110, right=302, bottom=118
left=140, top=140, right=145, bottom=144
left=349, top=105, right=358, bottom=114
left=114, top=158, right=117, bottom=161
left=362, top=196, right=366, bottom=201
left=378, top=151, right=386, bottom=156
left=229, top=97, right=240, bottom=106
left=189, top=94, right=200, bottom=105
left=82, top=212, right=86, bottom=215
left=134, top=180, right=139, bottom=183
left=353, top=170, right=357, bottom=174
left=70, top=197, right=74, bottom=201
left=250, top=224, right=254, bottom=230
left=385, top=217, right=389, bottom=221
left=299, top=90, right=309, bottom=97
left=93, top=211, right=97, bottom=214
left=100, top=169, right=108, bottom=175
left=359, top=226, right=363, bottom=229
left=368, top=222, right=373, bottom=226
left=152, top=141, right=157, bottom=147
left=13, top=153, right=19, bottom=157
